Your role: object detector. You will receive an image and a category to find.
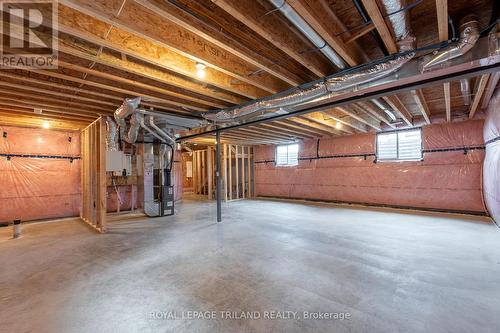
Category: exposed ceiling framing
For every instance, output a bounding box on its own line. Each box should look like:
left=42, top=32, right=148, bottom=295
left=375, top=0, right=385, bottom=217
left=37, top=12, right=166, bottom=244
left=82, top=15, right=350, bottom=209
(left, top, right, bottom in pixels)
left=0, top=0, right=497, bottom=143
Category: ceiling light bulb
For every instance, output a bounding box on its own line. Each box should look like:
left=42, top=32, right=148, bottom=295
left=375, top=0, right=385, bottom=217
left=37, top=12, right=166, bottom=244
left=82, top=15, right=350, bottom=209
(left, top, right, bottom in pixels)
left=335, top=122, right=342, bottom=129
left=42, top=120, right=50, bottom=129
left=195, top=63, right=206, bottom=79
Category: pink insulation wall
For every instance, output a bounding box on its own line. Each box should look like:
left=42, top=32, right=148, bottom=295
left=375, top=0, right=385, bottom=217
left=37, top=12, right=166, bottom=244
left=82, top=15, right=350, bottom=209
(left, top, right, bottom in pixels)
left=0, top=126, right=81, bottom=222
left=254, top=120, right=486, bottom=213
left=172, top=149, right=184, bottom=201
left=483, top=89, right=500, bottom=224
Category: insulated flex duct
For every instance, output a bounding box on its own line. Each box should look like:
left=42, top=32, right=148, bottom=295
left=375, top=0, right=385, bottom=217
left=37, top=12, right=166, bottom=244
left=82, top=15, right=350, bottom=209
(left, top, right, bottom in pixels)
left=203, top=38, right=415, bottom=123
left=105, top=116, right=119, bottom=151
left=422, top=15, right=480, bottom=70
left=114, top=97, right=142, bottom=144
left=380, top=0, right=412, bottom=42
left=203, top=0, right=416, bottom=124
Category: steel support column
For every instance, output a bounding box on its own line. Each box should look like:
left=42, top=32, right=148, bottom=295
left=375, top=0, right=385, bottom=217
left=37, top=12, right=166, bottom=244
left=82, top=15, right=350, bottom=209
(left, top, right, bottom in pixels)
left=216, top=131, right=222, bottom=222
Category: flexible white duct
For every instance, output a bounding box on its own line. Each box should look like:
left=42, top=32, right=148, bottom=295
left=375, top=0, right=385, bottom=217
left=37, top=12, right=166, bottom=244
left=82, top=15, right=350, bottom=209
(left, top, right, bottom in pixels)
left=381, top=0, right=412, bottom=42
left=105, top=116, right=119, bottom=151
left=460, top=78, right=471, bottom=105
left=268, top=0, right=346, bottom=69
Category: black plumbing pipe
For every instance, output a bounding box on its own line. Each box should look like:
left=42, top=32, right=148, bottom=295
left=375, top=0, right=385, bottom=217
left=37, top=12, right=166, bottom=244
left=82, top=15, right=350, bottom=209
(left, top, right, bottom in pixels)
left=351, top=0, right=390, bottom=56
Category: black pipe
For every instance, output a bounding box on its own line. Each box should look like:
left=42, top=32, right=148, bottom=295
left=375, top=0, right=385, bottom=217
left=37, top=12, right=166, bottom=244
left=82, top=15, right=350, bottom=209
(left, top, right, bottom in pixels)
left=480, top=0, right=500, bottom=37
left=351, top=0, right=390, bottom=56
left=0, top=153, right=80, bottom=160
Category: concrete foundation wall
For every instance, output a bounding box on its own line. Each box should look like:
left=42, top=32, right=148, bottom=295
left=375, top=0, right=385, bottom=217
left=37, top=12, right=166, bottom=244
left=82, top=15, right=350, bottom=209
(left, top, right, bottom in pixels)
left=254, top=120, right=486, bottom=213
left=0, top=125, right=81, bottom=222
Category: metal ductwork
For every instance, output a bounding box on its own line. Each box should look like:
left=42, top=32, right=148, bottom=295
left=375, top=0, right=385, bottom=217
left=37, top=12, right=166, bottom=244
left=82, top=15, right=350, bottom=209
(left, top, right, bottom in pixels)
left=423, top=15, right=480, bottom=70
left=203, top=38, right=415, bottom=123
left=380, top=0, right=413, bottom=42
left=372, top=99, right=397, bottom=121
left=204, top=0, right=416, bottom=124
left=460, top=78, right=471, bottom=105
left=114, top=97, right=142, bottom=144
left=268, top=0, right=346, bottom=69
left=105, top=116, right=119, bottom=151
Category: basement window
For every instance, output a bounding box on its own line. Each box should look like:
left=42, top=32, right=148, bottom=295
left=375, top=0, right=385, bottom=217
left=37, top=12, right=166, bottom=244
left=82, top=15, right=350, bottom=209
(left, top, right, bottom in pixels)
left=376, top=129, right=422, bottom=161
left=276, top=143, right=299, bottom=166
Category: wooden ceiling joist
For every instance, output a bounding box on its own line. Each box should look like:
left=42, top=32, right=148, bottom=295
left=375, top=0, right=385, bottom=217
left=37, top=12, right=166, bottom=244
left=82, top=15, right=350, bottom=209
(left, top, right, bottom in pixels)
left=236, top=127, right=296, bottom=141
left=480, top=72, right=500, bottom=110
left=56, top=60, right=221, bottom=110
left=0, top=97, right=105, bottom=118
left=58, top=44, right=244, bottom=105
left=247, top=124, right=304, bottom=139
left=469, top=74, right=490, bottom=119
left=443, top=82, right=452, bottom=122
left=410, top=90, right=431, bottom=124
left=345, top=24, right=376, bottom=45
left=0, top=72, right=184, bottom=115
left=335, top=106, right=381, bottom=131
left=55, top=4, right=267, bottom=100
left=435, top=0, right=449, bottom=42
left=25, top=68, right=202, bottom=114
left=360, top=0, right=398, bottom=54
left=268, top=121, right=324, bottom=138
left=0, top=112, right=90, bottom=130
left=0, top=91, right=108, bottom=116
left=299, top=113, right=354, bottom=134
left=318, top=111, right=366, bottom=133
left=211, top=0, right=332, bottom=77
left=259, top=123, right=316, bottom=140
left=382, top=96, right=413, bottom=127
left=355, top=102, right=395, bottom=129
left=0, top=107, right=96, bottom=122
left=285, top=0, right=362, bottom=66
left=59, top=0, right=288, bottom=94
left=275, top=119, right=334, bottom=137
left=292, top=116, right=344, bottom=136
left=0, top=79, right=116, bottom=108
left=133, top=0, right=303, bottom=87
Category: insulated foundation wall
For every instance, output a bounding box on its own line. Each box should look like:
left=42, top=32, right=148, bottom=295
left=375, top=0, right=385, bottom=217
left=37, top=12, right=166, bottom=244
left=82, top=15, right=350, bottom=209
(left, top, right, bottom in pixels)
left=254, top=120, right=485, bottom=213
left=0, top=125, right=81, bottom=222
left=483, top=89, right=500, bottom=223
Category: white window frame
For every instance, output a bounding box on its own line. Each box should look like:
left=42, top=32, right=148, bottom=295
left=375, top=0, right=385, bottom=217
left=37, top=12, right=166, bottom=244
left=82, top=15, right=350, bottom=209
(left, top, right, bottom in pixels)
left=376, top=128, right=423, bottom=162
left=276, top=143, right=299, bottom=167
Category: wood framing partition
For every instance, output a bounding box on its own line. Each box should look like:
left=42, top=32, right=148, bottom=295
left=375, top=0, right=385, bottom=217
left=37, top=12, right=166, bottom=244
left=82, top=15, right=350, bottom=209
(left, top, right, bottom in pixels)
left=190, top=144, right=253, bottom=201
left=81, top=117, right=107, bottom=233
left=222, top=144, right=253, bottom=201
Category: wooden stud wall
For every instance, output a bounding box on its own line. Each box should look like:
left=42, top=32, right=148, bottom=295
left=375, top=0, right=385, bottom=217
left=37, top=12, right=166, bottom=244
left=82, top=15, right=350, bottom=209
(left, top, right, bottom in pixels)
left=222, top=144, right=253, bottom=202
left=81, top=117, right=107, bottom=233
left=190, top=144, right=253, bottom=201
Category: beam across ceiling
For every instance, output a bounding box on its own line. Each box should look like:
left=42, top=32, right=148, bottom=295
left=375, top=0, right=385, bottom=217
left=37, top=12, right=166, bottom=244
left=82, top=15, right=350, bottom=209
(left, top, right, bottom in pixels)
left=177, top=37, right=500, bottom=141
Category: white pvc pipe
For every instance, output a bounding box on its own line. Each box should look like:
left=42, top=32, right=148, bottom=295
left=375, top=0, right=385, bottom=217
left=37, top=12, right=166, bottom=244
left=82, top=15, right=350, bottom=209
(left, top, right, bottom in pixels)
left=269, top=0, right=346, bottom=69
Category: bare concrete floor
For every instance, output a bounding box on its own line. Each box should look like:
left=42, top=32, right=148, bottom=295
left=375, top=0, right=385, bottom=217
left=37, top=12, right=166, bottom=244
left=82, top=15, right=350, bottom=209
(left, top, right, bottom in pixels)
left=1, top=198, right=500, bottom=333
